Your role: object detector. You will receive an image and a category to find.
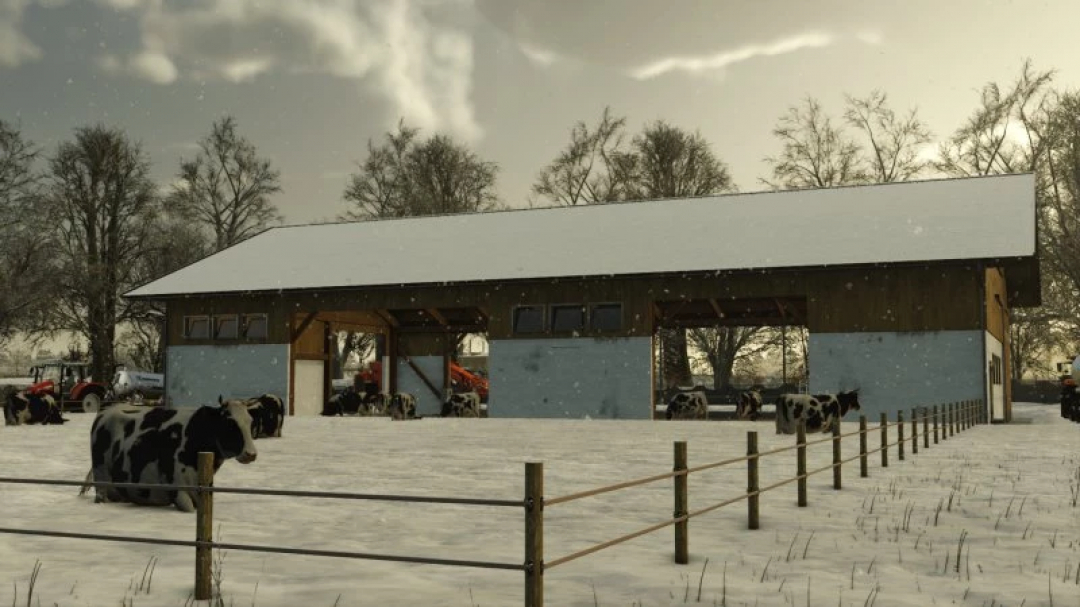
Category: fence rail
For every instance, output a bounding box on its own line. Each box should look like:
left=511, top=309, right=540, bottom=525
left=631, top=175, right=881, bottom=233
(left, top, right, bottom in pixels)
left=0, top=400, right=986, bottom=606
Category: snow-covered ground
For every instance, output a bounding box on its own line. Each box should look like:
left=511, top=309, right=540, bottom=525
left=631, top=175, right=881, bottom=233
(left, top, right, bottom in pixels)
left=2, top=403, right=1077, bottom=606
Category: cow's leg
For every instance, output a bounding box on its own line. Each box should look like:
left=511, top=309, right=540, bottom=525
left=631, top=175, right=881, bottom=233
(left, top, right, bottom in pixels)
left=174, top=490, right=197, bottom=513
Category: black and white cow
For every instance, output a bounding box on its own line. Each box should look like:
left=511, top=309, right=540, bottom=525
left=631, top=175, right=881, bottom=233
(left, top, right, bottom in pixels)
left=363, top=393, right=389, bottom=416
left=241, top=394, right=285, bottom=438
left=80, top=400, right=257, bottom=512
left=4, top=391, right=66, bottom=426
left=387, top=392, right=417, bottom=421
left=441, top=391, right=481, bottom=418
left=666, top=391, right=709, bottom=420
left=775, top=391, right=862, bottom=434
left=736, top=390, right=763, bottom=421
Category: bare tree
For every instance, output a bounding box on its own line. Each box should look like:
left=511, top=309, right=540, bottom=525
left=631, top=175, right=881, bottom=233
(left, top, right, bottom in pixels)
left=844, top=91, right=933, bottom=182
left=688, top=327, right=775, bottom=390
left=42, top=124, right=160, bottom=382
left=763, top=97, right=866, bottom=189
left=341, top=120, right=500, bottom=220
left=171, top=115, right=282, bottom=252
left=0, top=119, right=53, bottom=346
left=121, top=212, right=211, bottom=371
left=531, top=106, right=631, bottom=206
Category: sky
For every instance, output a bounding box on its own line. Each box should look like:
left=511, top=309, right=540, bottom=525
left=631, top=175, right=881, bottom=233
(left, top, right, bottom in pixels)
left=3, top=0, right=1080, bottom=226
left=1, top=401, right=1076, bottom=606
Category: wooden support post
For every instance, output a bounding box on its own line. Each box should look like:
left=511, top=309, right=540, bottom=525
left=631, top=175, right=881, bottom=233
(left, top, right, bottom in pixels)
left=911, top=407, right=918, bottom=455
left=880, top=412, right=888, bottom=468
left=933, top=405, right=939, bottom=444
left=797, top=421, right=807, bottom=506
left=923, top=407, right=930, bottom=449
left=747, top=431, right=759, bottom=530
left=525, top=462, right=544, bottom=607
left=195, top=452, right=214, bottom=601
left=859, top=415, right=868, bottom=478
left=897, top=410, right=905, bottom=461
left=674, top=441, right=688, bottom=564
left=831, top=421, right=842, bottom=490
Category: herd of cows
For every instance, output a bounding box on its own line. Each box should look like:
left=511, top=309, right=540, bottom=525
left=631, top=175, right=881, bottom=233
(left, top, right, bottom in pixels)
left=2, top=382, right=862, bottom=513
left=666, top=387, right=863, bottom=434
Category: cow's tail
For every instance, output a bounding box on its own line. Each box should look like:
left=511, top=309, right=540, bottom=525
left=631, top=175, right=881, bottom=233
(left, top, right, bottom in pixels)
left=78, top=468, right=93, bottom=496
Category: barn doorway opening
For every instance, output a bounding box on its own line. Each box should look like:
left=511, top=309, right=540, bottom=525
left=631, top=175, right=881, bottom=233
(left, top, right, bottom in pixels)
left=289, top=307, right=489, bottom=417
left=652, top=297, right=808, bottom=420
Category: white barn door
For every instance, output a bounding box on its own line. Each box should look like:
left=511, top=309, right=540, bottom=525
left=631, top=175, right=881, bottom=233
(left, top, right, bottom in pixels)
left=294, top=360, right=325, bottom=416
left=985, top=334, right=1005, bottom=422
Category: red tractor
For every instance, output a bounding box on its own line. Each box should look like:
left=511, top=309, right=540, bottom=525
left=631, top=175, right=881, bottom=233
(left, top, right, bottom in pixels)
left=26, top=360, right=111, bottom=413
left=353, top=359, right=490, bottom=402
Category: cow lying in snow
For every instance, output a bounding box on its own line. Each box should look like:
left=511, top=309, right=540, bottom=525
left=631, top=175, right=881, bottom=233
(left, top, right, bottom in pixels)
left=323, top=391, right=388, bottom=416
left=736, top=390, right=763, bottom=421
left=441, top=391, right=481, bottom=418
left=239, top=394, right=285, bottom=438
left=775, top=391, right=862, bottom=434
left=79, top=399, right=257, bottom=512
left=387, top=392, right=417, bottom=420
left=4, top=391, right=66, bottom=426
left=666, top=391, right=708, bottom=420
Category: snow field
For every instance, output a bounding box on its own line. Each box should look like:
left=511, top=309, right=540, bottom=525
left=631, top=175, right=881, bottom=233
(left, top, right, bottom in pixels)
left=0, top=403, right=1077, bottom=606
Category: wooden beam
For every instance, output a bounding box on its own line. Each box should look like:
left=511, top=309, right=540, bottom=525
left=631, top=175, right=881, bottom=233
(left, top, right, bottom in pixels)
left=291, top=311, right=318, bottom=342
left=708, top=298, right=725, bottom=320
left=375, top=309, right=400, bottom=328
left=396, top=324, right=486, bottom=334
left=427, top=308, right=450, bottom=326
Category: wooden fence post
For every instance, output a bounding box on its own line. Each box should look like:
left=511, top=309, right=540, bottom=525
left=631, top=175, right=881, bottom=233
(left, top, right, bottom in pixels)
left=747, top=431, right=759, bottom=530
left=525, top=462, right=544, bottom=607
left=195, top=452, right=214, bottom=601
left=923, top=407, right=929, bottom=449
left=859, top=415, right=868, bottom=478
left=949, top=403, right=955, bottom=437
left=933, top=404, right=939, bottom=444
left=831, top=421, right=842, bottom=490
left=880, top=412, right=888, bottom=468
left=897, top=410, right=905, bottom=461
left=911, top=407, right=918, bottom=455
left=674, top=441, right=688, bottom=565
left=942, top=404, right=949, bottom=441
left=797, top=421, right=807, bottom=507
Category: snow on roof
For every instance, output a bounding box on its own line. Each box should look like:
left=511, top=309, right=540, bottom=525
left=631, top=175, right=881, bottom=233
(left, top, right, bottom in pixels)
left=125, top=173, right=1036, bottom=298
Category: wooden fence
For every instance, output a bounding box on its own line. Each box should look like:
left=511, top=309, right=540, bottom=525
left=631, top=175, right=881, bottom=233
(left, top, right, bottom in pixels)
left=0, top=400, right=984, bottom=606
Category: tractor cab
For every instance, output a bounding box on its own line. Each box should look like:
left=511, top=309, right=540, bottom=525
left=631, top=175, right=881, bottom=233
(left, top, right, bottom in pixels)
left=27, top=360, right=110, bottom=413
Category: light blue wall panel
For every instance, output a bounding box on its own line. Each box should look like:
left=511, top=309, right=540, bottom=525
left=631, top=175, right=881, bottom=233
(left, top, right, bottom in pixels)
left=166, top=344, right=289, bottom=407
left=808, top=331, right=984, bottom=421
left=488, top=337, right=652, bottom=419
left=396, top=356, right=445, bottom=416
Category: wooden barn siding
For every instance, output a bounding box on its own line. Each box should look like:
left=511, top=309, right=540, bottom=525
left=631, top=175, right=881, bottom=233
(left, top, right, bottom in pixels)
left=166, top=295, right=291, bottom=344
left=161, top=263, right=989, bottom=343
left=806, top=265, right=984, bottom=333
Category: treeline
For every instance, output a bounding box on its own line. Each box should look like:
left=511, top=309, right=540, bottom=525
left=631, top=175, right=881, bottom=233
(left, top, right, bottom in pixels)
left=1, top=59, right=1077, bottom=386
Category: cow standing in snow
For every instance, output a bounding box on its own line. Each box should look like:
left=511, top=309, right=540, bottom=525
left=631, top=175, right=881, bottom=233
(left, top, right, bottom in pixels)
left=242, top=393, right=285, bottom=438
left=666, top=391, right=709, bottom=420
left=775, top=391, right=861, bottom=434
left=4, top=391, right=66, bottom=426
left=387, top=392, right=417, bottom=420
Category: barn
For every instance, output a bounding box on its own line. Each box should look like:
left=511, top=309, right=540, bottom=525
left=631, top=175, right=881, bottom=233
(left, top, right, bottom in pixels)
left=125, top=173, right=1038, bottom=423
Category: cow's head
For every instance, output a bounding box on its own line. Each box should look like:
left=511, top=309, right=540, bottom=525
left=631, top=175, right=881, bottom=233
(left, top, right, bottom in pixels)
left=736, top=391, right=762, bottom=420
left=836, top=390, right=861, bottom=414
left=217, top=399, right=258, bottom=464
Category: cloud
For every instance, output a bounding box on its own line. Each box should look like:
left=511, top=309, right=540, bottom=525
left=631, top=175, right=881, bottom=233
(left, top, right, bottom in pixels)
left=628, top=31, right=834, bottom=80
left=0, top=0, right=43, bottom=67
left=518, top=41, right=558, bottom=67
left=855, top=29, right=884, bottom=45
left=92, top=0, right=483, bottom=141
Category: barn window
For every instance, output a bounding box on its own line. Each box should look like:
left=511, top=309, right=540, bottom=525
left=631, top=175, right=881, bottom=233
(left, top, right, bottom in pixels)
left=183, top=316, right=210, bottom=339
left=512, top=305, right=545, bottom=334
left=214, top=314, right=239, bottom=339
left=243, top=314, right=269, bottom=339
left=590, top=303, right=623, bottom=332
left=550, top=304, right=586, bottom=333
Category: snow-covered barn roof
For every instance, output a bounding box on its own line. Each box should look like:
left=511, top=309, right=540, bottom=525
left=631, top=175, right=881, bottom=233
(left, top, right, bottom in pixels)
left=125, top=173, right=1036, bottom=299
